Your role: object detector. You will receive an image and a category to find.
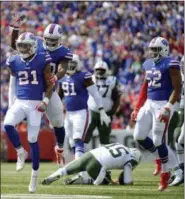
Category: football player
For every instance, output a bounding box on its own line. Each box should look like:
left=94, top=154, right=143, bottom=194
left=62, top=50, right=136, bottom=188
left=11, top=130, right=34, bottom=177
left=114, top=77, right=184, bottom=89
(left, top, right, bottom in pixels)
left=58, top=54, right=111, bottom=160
left=85, top=61, right=121, bottom=145
left=131, top=37, right=182, bottom=191
left=41, top=143, right=142, bottom=186
left=10, top=15, right=73, bottom=167
left=169, top=55, right=184, bottom=186
left=4, top=32, right=54, bottom=193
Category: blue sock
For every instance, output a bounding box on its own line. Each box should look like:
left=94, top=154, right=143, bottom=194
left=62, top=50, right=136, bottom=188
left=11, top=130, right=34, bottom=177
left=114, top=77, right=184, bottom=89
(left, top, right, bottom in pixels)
left=137, top=137, right=157, bottom=153
left=157, top=143, right=168, bottom=163
left=54, top=127, right=65, bottom=148
left=29, top=142, right=40, bottom=170
left=4, top=125, right=21, bottom=149
left=72, top=146, right=75, bottom=155
left=75, top=139, right=84, bottom=159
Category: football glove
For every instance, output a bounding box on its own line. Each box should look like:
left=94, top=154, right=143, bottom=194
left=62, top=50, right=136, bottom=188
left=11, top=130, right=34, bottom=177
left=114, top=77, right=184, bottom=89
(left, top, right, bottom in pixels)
left=10, top=13, right=26, bottom=29
left=36, top=97, right=49, bottom=112
left=99, top=109, right=111, bottom=127
left=158, top=107, right=171, bottom=123
left=49, top=75, right=58, bottom=84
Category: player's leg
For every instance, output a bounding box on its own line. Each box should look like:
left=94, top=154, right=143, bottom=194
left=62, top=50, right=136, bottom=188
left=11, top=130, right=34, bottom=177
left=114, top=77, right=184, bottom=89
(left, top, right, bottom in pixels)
left=27, top=102, right=42, bottom=193
left=42, top=152, right=92, bottom=185
left=134, top=105, right=157, bottom=157
left=4, top=100, right=28, bottom=171
left=152, top=103, right=171, bottom=191
left=46, top=91, right=65, bottom=166
left=84, top=110, right=97, bottom=144
left=72, top=109, right=90, bottom=159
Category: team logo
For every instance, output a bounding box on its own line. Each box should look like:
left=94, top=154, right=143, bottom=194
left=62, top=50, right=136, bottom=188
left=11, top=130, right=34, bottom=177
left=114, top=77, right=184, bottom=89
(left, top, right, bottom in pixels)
left=161, top=39, right=168, bottom=46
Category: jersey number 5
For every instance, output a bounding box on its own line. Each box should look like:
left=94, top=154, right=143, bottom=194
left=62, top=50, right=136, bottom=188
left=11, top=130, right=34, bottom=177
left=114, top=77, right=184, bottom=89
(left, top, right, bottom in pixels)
left=105, top=143, right=129, bottom=158
left=18, top=70, right=38, bottom=85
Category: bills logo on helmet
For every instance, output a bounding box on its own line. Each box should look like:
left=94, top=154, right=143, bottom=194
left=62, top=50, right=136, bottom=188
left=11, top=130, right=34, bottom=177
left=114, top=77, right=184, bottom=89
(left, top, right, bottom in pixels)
left=161, top=39, right=168, bottom=46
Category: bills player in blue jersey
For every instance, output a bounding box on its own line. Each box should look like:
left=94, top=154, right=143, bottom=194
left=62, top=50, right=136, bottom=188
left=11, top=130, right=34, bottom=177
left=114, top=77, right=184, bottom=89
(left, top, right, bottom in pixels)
left=10, top=15, right=73, bottom=167
left=58, top=54, right=111, bottom=161
left=4, top=32, right=54, bottom=193
left=131, top=37, right=182, bottom=191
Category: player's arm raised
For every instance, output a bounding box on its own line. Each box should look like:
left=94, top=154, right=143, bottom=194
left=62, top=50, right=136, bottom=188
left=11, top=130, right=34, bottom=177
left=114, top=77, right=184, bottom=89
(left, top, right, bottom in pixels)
left=84, top=75, right=111, bottom=126
left=158, top=67, right=182, bottom=122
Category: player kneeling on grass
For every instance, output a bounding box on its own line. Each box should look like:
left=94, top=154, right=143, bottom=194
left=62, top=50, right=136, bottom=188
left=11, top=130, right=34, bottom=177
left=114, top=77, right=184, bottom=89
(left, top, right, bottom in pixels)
left=42, top=143, right=142, bottom=185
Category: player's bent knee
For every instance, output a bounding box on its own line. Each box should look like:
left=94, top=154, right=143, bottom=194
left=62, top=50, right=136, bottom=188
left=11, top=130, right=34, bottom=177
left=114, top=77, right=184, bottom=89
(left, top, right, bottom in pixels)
left=28, top=135, right=38, bottom=143
left=153, top=137, right=162, bottom=147
left=133, top=132, right=146, bottom=142
left=50, top=119, right=63, bottom=128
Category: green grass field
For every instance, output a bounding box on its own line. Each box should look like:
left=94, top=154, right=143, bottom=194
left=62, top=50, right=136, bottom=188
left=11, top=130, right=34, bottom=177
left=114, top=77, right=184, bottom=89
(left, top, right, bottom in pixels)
left=1, top=162, right=184, bottom=199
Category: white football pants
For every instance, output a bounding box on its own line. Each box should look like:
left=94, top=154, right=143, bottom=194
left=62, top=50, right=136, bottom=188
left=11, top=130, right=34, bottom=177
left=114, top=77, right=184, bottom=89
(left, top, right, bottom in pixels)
left=4, top=99, right=42, bottom=143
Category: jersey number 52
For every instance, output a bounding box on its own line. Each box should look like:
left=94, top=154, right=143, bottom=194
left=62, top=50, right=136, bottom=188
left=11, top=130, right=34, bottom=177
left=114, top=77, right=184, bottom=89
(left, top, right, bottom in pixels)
left=146, top=70, right=162, bottom=88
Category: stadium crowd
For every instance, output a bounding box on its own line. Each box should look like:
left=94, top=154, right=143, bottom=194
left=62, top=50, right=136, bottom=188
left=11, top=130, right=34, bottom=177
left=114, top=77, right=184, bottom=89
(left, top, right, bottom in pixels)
left=1, top=1, right=184, bottom=130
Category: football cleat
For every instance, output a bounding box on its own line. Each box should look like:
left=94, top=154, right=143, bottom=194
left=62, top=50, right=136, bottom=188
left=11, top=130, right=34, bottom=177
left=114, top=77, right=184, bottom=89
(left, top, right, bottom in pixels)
left=153, top=159, right=161, bottom=176
left=169, top=169, right=184, bottom=186
left=16, top=150, right=28, bottom=172
left=54, top=146, right=65, bottom=167
left=29, top=171, right=39, bottom=193
left=42, top=174, right=60, bottom=185
left=158, top=172, right=171, bottom=191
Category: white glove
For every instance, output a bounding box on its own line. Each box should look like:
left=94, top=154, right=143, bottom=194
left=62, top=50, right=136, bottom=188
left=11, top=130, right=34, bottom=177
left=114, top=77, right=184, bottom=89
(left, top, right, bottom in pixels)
left=99, top=109, right=111, bottom=127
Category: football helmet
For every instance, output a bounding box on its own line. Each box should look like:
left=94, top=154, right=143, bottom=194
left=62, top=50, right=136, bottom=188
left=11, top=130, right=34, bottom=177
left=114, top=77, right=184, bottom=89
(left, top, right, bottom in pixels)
left=43, top=23, right=63, bottom=51
left=148, top=37, right=169, bottom=62
left=129, top=148, right=142, bottom=167
left=94, top=61, right=109, bottom=78
left=16, top=32, right=37, bottom=59
left=180, top=55, right=184, bottom=75
left=67, top=54, right=81, bottom=75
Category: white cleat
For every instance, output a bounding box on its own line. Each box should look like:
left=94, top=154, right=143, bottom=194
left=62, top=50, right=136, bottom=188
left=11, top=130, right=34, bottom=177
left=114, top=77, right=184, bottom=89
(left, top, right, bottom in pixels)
left=16, top=150, right=28, bottom=172
left=169, top=172, right=184, bottom=186
left=29, top=170, right=39, bottom=193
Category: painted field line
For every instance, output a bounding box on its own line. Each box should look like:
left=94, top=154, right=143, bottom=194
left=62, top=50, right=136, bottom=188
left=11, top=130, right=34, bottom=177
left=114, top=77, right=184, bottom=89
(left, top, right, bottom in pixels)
left=2, top=184, right=172, bottom=192
left=2, top=194, right=111, bottom=199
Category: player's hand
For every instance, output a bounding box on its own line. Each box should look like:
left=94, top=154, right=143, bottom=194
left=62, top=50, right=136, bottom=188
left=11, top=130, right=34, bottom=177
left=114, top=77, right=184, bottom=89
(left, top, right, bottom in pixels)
left=131, top=109, right=139, bottom=122
left=49, top=75, right=58, bottom=84
left=36, top=102, right=47, bottom=112
left=99, top=109, right=111, bottom=126
left=158, top=107, right=171, bottom=123
left=10, top=13, right=26, bottom=29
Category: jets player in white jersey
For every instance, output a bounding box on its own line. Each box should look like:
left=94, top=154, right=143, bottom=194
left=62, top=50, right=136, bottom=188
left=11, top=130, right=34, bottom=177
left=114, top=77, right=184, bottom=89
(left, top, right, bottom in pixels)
left=131, top=37, right=182, bottom=191
left=10, top=14, right=73, bottom=167
left=58, top=54, right=111, bottom=161
left=42, top=143, right=142, bottom=186
left=85, top=61, right=121, bottom=145
left=4, top=32, right=54, bottom=193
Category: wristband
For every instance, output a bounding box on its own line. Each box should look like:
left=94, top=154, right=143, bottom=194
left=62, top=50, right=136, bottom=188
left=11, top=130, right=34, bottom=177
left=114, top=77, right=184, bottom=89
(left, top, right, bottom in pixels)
left=165, top=102, right=173, bottom=111
left=43, top=97, right=49, bottom=105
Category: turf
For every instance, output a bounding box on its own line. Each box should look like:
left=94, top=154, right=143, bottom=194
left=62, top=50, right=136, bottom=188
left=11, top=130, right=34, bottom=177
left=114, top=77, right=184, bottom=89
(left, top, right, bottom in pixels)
left=1, top=162, right=184, bottom=199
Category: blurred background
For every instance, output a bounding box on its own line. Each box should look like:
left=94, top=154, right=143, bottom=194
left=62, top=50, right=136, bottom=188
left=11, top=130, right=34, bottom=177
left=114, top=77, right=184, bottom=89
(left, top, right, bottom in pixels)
left=1, top=1, right=184, bottom=161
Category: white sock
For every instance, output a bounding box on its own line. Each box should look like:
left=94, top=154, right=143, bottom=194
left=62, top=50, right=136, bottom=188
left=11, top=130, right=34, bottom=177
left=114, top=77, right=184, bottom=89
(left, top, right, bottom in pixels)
left=176, top=142, right=184, bottom=165
left=167, top=146, right=179, bottom=170
left=75, top=151, right=84, bottom=159
left=31, top=169, right=39, bottom=177
left=53, top=167, right=67, bottom=177
left=16, top=147, right=24, bottom=154
left=161, top=163, right=169, bottom=173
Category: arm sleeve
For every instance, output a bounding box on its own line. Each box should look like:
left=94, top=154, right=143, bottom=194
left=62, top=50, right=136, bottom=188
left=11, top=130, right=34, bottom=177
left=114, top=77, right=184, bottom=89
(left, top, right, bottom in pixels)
left=8, top=75, right=16, bottom=108
left=168, top=59, right=180, bottom=70
left=86, top=84, right=103, bottom=109
left=123, top=163, right=133, bottom=184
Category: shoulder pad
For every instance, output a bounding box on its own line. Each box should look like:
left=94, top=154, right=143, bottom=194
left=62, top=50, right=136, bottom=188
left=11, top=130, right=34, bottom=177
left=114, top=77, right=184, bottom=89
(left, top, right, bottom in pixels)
left=6, top=55, right=17, bottom=64
left=84, top=71, right=92, bottom=79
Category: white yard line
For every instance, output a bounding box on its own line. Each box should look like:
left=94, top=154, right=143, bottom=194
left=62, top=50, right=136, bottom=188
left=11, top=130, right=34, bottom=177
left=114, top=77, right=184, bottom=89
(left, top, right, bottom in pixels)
left=1, top=194, right=111, bottom=199
left=2, top=184, right=172, bottom=192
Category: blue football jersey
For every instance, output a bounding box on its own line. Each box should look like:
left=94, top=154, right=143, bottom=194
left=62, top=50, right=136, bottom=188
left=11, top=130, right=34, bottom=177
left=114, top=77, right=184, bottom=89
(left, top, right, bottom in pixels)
left=143, top=57, right=180, bottom=100
left=6, top=51, right=51, bottom=100
left=58, top=72, right=92, bottom=111
left=36, top=37, right=73, bottom=74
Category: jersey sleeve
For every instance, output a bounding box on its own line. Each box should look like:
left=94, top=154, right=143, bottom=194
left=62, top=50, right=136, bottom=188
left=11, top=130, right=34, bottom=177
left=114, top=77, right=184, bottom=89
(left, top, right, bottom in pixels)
left=168, top=59, right=180, bottom=70
left=84, top=72, right=92, bottom=80
left=45, top=51, right=52, bottom=65
left=6, top=55, right=15, bottom=72
left=62, top=47, right=73, bottom=60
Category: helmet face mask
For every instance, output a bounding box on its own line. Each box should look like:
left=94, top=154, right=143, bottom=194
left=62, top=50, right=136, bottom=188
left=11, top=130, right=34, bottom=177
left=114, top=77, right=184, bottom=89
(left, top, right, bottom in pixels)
left=67, top=60, right=78, bottom=75
left=148, top=37, right=169, bottom=62
left=95, top=69, right=106, bottom=78
left=16, top=32, right=37, bottom=59
left=94, top=61, right=109, bottom=78
left=43, top=24, right=63, bottom=51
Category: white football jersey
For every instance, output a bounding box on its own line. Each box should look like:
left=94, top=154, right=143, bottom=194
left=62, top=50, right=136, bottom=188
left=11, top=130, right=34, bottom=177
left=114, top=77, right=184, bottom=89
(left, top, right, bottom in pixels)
left=88, top=75, right=118, bottom=112
left=90, top=143, right=131, bottom=169
left=180, top=73, right=184, bottom=109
